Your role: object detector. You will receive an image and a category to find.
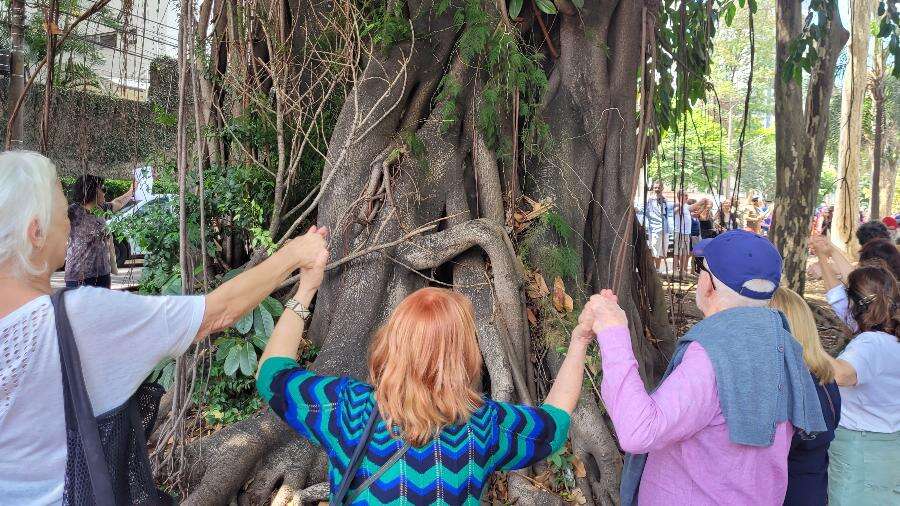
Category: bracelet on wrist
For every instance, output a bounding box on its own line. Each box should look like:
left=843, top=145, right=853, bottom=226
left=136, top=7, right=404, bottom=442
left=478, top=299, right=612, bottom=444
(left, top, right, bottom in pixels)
left=285, top=298, right=312, bottom=320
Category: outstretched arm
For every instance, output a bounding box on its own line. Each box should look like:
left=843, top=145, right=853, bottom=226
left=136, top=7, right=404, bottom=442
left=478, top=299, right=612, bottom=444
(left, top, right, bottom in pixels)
left=258, top=234, right=328, bottom=368
left=196, top=227, right=327, bottom=341
left=544, top=307, right=594, bottom=414
left=587, top=290, right=720, bottom=453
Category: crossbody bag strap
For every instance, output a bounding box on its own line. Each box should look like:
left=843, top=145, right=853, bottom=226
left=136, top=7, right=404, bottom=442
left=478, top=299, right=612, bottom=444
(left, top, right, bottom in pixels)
left=331, top=403, right=382, bottom=505
left=346, top=440, right=411, bottom=504
left=51, top=289, right=116, bottom=504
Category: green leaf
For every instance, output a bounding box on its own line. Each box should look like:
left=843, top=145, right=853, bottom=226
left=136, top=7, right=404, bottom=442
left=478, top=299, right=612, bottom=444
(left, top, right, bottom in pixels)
left=508, top=0, right=523, bottom=18
left=748, top=0, right=757, bottom=13
left=535, top=0, right=557, bottom=14
left=261, top=296, right=284, bottom=318
left=571, top=0, right=584, bottom=9
left=725, top=4, right=736, bottom=26
left=222, top=267, right=244, bottom=282
left=253, top=307, right=275, bottom=337
left=162, top=275, right=182, bottom=295
left=223, top=346, right=241, bottom=376
left=234, top=312, right=253, bottom=334
left=239, top=344, right=258, bottom=376
left=251, top=332, right=268, bottom=350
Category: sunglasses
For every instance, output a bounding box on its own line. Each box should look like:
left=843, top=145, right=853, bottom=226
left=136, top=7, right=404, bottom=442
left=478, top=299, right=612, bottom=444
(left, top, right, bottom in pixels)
left=694, top=259, right=717, bottom=290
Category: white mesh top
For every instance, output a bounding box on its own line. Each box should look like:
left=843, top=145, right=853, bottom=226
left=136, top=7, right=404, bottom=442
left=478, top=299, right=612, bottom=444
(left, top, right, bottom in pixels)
left=0, top=288, right=205, bottom=504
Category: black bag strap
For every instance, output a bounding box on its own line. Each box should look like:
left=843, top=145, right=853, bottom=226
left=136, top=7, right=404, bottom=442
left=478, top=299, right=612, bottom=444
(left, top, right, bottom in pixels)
left=51, top=288, right=116, bottom=504
left=331, top=403, right=382, bottom=505
left=346, top=440, right=411, bottom=503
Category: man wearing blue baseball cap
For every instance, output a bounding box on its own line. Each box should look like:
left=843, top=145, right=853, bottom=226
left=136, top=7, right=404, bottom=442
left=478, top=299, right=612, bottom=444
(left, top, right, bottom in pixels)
left=578, top=230, right=827, bottom=505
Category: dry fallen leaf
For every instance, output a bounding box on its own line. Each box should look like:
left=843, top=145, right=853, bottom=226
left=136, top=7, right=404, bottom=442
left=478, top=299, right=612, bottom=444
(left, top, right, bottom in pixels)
left=552, top=276, right=574, bottom=313
left=525, top=270, right=550, bottom=299
left=526, top=307, right=538, bottom=326
left=571, top=488, right=588, bottom=505
left=572, top=456, right=587, bottom=478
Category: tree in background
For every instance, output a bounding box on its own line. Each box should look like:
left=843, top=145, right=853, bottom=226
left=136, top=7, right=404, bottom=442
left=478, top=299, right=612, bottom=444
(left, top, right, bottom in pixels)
left=831, top=0, right=876, bottom=255
left=771, top=0, right=848, bottom=294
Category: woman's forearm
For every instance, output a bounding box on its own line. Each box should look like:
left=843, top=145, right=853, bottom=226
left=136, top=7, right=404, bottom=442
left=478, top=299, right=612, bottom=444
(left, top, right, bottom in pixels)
left=544, top=341, right=588, bottom=414
left=197, top=250, right=296, bottom=340
left=258, top=286, right=316, bottom=368
left=817, top=254, right=842, bottom=291
left=829, top=247, right=855, bottom=280
left=826, top=355, right=858, bottom=386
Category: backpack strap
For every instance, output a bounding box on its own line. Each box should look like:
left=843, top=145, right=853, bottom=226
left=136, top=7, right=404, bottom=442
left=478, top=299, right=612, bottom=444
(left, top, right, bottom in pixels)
left=331, top=402, right=382, bottom=505
left=51, top=288, right=116, bottom=504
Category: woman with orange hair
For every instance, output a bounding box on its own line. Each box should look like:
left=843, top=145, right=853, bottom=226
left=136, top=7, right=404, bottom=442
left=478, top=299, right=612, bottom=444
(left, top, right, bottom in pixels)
left=257, top=235, right=590, bottom=504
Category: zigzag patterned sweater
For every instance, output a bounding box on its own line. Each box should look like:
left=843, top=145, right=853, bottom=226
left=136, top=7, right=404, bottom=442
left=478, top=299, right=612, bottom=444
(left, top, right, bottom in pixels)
left=257, top=357, right=570, bottom=505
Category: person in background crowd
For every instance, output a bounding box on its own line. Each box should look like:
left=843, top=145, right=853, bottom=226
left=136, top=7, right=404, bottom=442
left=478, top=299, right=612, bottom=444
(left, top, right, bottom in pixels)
left=65, top=175, right=134, bottom=288
left=745, top=196, right=763, bottom=234
left=881, top=216, right=898, bottom=243
left=671, top=189, right=694, bottom=273
left=257, top=256, right=587, bottom=503
left=716, top=198, right=740, bottom=232
left=692, top=198, right=717, bottom=239
left=811, top=258, right=900, bottom=505
left=855, top=220, right=891, bottom=248
left=583, top=230, right=825, bottom=505
left=770, top=288, right=840, bottom=506
left=819, top=206, right=834, bottom=237
left=762, top=200, right=774, bottom=235
left=644, top=181, right=670, bottom=270
left=687, top=199, right=702, bottom=250
left=0, top=151, right=327, bottom=504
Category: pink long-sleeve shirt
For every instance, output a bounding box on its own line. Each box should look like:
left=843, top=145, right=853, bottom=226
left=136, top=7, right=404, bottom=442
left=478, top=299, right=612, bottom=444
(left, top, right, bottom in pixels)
left=597, top=325, right=793, bottom=505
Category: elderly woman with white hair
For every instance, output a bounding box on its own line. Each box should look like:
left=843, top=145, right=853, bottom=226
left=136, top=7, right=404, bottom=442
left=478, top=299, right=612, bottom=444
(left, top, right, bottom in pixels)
left=0, top=151, right=327, bottom=503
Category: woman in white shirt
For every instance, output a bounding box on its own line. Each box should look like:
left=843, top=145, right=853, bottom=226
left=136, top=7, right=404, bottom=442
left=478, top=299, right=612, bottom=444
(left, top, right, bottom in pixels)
left=812, top=254, right=900, bottom=505
left=0, top=151, right=328, bottom=504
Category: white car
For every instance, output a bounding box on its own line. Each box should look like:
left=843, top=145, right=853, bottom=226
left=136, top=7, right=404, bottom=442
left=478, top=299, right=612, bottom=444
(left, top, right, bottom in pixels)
left=108, top=194, right=174, bottom=267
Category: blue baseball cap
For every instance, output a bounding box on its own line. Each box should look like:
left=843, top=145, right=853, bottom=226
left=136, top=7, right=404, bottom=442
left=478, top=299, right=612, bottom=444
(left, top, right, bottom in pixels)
left=692, top=230, right=782, bottom=300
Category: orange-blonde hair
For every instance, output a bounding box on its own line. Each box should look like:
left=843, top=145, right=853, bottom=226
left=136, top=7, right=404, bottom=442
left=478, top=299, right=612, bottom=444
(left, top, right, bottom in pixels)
left=368, top=287, right=484, bottom=446
left=771, top=288, right=835, bottom=384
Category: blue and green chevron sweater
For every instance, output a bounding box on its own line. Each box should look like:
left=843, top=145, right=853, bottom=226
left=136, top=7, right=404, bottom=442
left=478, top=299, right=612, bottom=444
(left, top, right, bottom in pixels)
left=257, top=357, right=570, bottom=505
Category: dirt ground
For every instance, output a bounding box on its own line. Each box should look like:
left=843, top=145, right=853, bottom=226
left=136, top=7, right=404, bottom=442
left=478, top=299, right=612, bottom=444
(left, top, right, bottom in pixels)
left=659, top=269, right=852, bottom=355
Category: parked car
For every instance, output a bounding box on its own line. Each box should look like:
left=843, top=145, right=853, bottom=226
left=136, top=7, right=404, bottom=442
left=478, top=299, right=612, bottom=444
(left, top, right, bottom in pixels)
left=108, top=194, right=174, bottom=267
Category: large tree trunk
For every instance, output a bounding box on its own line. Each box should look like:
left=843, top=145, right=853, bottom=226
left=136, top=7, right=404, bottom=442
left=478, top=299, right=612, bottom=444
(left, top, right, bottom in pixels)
left=832, top=0, right=875, bottom=253
left=176, top=2, right=674, bottom=505
left=770, top=0, right=848, bottom=294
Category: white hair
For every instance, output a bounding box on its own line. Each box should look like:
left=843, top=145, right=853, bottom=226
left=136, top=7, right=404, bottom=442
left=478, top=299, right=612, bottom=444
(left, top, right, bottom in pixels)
left=0, top=151, right=60, bottom=278
left=710, top=272, right=774, bottom=309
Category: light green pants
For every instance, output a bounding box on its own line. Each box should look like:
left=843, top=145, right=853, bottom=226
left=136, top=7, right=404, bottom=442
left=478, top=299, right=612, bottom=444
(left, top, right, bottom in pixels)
left=827, top=426, right=900, bottom=506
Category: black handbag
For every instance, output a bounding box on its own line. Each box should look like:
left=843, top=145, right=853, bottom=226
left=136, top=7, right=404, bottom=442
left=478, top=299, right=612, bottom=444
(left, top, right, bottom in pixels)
left=52, top=288, right=172, bottom=506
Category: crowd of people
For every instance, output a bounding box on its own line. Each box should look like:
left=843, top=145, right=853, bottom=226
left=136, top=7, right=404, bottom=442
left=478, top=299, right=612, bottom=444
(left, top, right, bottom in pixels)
left=1, top=151, right=898, bottom=505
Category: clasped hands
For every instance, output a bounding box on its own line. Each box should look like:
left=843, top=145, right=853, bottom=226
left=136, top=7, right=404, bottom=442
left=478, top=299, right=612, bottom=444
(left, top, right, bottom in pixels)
left=571, top=289, right=629, bottom=346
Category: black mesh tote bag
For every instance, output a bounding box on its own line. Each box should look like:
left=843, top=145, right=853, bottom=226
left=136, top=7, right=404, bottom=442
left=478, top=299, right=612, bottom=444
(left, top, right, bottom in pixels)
left=52, top=288, right=172, bottom=505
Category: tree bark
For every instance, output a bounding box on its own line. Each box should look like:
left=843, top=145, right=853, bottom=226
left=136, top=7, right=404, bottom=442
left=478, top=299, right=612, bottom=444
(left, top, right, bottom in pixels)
left=869, top=38, right=887, bottom=219
left=832, top=0, right=875, bottom=253
left=771, top=0, right=848, bottom=294
left=6, top=0, right=25, bottom=149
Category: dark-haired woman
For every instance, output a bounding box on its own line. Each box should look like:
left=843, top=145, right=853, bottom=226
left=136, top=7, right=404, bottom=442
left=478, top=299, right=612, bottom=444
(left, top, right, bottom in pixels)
left=813, top=258, right=900, bottom=505
left=65, top=175, right=133, bottom=288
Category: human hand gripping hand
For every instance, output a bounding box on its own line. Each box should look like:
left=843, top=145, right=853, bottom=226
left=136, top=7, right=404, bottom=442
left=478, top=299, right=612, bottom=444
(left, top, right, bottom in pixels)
left=808, top=235, right=832, bottom=258
left=291, top=226, right=329, bottom=299
left=282, top=226, right=328, bottom=270
left=571, top=304, right=596, bottom=347
left=587, top=289, right=628, bottom=336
